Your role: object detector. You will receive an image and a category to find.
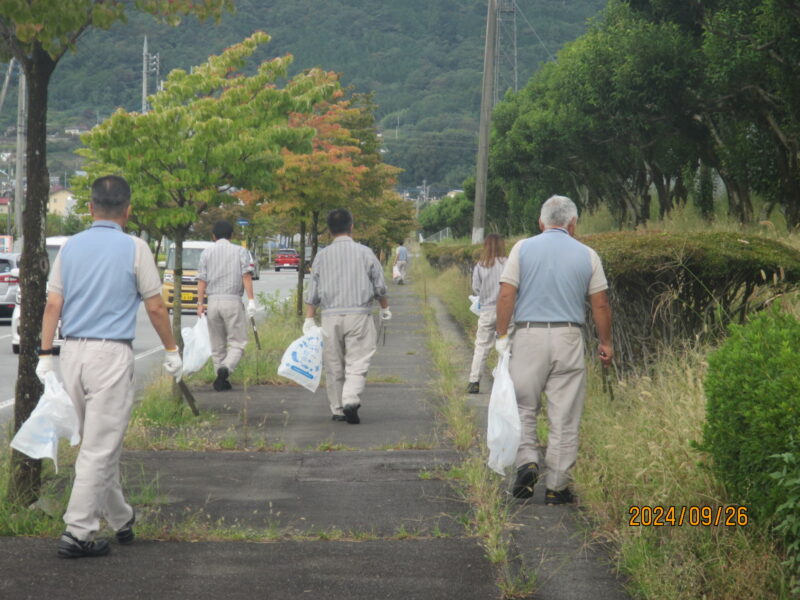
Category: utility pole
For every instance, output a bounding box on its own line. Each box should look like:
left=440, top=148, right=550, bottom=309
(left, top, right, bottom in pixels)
left=142, top=36, right=148, bottom=113
left=472, top=0, right=497, bottom=245
left=13, top=64, right=26, bottom=249
left=0, top=59, right=14, bottom=116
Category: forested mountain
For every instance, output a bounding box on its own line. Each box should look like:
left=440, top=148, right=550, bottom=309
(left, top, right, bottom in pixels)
left=0, top=0, right=604, bottom=191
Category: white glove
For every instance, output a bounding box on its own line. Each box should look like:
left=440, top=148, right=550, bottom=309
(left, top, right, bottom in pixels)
left=303, top=318, right=316, bottom=335
left=380, top=308, right=392, bottom=321
left=164, top=348, right=183, bottom=382
left=246, top=299, right=257, bottom=319
left=36, top=355, right=55, bottom=384
left=494, top=334, right=510, bottom=355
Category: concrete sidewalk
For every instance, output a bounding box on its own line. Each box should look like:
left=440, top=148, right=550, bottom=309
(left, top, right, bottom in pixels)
left=0, top=280, right=629, bottom=599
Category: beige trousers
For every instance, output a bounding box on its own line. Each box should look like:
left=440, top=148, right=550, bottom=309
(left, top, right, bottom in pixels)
left=469, top=309, right=496, bottom=383
left=60, top=338, right=135, bottom=541
left=321, top=313, right=377, bottom=415
left=396, top=260, right=408, bottom=281
left=207, top=298, right=248, bottom=373
left=509, top=325, right=586, bottom=491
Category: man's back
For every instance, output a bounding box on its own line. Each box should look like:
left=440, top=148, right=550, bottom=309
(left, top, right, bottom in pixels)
left=52, top=223, right=160, bottom=340
left=199, top=239, right=249, bottom=300
left=307, top=236, right=386, bottom=315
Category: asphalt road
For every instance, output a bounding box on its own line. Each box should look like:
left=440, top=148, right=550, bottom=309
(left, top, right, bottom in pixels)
left=0, top=269, right=302, bottom=428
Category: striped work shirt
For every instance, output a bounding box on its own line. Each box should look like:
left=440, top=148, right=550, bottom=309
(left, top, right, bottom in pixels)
left=197, top=239, right=252, bottom=301
left=471, top=258, right=506, bottom=311
left=306, top=235, right=387, bottom=316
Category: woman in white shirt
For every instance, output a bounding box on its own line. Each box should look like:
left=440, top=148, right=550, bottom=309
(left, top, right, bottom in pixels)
left=467, top=234, right=506, bottom=393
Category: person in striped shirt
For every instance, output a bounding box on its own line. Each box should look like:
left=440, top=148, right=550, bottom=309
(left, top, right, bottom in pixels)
left=304, top=209, right=391, bottom=424
left=197, top=221, right=257, bottom=391
left=467, top=234, right=507, bottom=394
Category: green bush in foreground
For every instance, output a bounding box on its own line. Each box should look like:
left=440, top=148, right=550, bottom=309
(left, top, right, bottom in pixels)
left=703, top=309, right=800, bottom=522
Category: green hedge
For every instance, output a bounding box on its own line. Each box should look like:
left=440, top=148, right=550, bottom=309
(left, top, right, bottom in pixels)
left=702, top=310, right=800, bottom=523
left=423, top=231, right=800, bottom=366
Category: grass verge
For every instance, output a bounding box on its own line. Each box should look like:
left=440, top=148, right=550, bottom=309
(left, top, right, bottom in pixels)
left=414, top=259, right=536, bottom=598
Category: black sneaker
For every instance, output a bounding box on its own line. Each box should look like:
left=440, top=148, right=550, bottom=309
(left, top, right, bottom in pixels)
left=116, top=510, right=135, bottom=545
left=57, top=531, right=110, bottom=558
left=512, top=462, right=539, bottom=499
left=343, top=404, right=360, bottom=424
left=331, top=414, right=346, bottom=422
left=213, top=366, right=230, bottom=391
left=545, top=487, right=576, bottom=505
left=466, top=382, right=480, bottom=394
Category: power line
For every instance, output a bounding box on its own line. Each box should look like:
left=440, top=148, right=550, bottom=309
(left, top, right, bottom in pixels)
left=514, top=0, right=556, bottom=62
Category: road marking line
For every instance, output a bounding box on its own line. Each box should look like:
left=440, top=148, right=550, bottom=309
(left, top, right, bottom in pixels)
left=1, top=345, right=164, bottom=412
left=135, top=346, right=162, bottom=361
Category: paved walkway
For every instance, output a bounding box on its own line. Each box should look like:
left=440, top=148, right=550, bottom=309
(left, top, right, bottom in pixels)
left=0, top=279, right=630, bottom=599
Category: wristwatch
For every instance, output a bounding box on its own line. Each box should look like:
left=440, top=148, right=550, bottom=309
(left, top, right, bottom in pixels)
left=37, top=347, right=54, bottom=356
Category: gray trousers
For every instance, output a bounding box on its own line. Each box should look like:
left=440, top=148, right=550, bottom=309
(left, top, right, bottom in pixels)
left=321, top=313, right=377, bottom=415
left=61, top=338, right=135, bottom=541
left=509, top=325, right=586, bottom=491
left=207, top=298, right=248, bottom=373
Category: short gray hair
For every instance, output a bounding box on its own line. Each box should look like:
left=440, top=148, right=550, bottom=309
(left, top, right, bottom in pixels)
left=540, top=195, right=578, bottom=228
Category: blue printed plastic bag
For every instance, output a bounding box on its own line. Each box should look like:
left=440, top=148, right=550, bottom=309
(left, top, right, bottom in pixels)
left=278, top=327, right=324, bottom=392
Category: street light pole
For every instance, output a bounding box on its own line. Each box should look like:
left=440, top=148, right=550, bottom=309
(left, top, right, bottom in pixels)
left=13, top=64, right=26, bottom=249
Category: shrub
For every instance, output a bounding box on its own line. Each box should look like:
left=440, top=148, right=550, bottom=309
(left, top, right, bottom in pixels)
left=703, top=309, right=800, bottom=522
left=423, top=231, right=800, bottom=366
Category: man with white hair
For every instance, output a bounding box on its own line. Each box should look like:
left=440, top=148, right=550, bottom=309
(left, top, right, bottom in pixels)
left=494, top=195, right=613, bottom=504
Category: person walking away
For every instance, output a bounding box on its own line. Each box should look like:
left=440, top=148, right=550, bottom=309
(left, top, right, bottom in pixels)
left=495, top=195, right=612, bottom=504
left=37, top=175, right=183, bottom=558
left=197, top=221, right=257, bottom=391
left=467, top=234, right=507, bottom=394
left=304, top=208, right=391, bottom=424
left=393, top=242, right=409, bottom=284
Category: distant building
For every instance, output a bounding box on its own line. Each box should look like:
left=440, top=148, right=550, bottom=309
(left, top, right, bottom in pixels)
left=48, top=187, right=75, bottom=216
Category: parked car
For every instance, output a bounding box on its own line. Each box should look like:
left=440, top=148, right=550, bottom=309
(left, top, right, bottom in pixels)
left=160, top=240, right=214, bottom=311
left=274, top=248, right=299, bottom=271
left=11, top=236, right=70, bottom=354
left=0, top=252, right=20, bottom=321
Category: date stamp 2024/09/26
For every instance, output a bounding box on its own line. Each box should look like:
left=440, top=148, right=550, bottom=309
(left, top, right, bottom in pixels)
left=628, top=505, right=749, bottom=527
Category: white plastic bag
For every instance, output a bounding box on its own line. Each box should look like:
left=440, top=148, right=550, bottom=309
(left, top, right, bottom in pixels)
left=182, top=316, right=212, bottom=375
left=486, top=351, right=521, bottom=475
left=392, top=265, right=402, bottom=282
left=10, top=372, right=81, bottom=472
left=468, top=295, right=481, bottom=316
left=278, top=326, right=324, bottom=392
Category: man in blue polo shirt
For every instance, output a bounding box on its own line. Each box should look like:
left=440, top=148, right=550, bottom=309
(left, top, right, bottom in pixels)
left=37, top=175, right=183, bottom=558
left=495, top=195, right=613, bottom=505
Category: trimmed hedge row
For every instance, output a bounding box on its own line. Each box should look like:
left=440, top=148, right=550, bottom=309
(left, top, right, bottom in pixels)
left=423, top=231, right=800, bottom=366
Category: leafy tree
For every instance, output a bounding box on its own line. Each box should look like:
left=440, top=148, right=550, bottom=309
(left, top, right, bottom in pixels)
left=78, top=32, right=337, bottom=344
left=0, top=0, right=233, bottom=506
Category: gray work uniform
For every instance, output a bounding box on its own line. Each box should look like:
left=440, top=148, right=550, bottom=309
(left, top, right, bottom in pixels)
left=198, top=239, right=252, bottom=373
left=500, top=228, right=608, bottom=491
left=306, top=236, right=387, bottom=415
left=469, top=258, right=506, bottom=384
left=49, top=221, right=162, bottom=541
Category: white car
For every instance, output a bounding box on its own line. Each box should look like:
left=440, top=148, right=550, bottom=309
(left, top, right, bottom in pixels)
left=11, top=236, right=70, bottom=354
left=0, top=252, right=20, bottom=322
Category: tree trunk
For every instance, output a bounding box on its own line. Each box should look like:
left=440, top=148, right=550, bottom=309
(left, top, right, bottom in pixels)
left=296, top=217, right=306, bottom=317
left=311, top=210, right=319, bottom=264
left=171, top=230, right=185, bottom=352
left=9, top=46, right=56, bottom=505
